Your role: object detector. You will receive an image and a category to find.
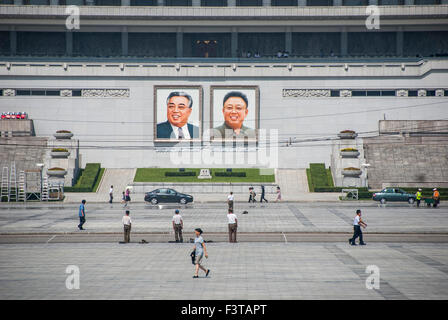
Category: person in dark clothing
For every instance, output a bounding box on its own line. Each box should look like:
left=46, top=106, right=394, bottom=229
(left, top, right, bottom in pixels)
left=349, top=209, right=367, bottom=246
left=260, top=185, right=268, bottom=203
left=78, top=200, right=86, bottom=230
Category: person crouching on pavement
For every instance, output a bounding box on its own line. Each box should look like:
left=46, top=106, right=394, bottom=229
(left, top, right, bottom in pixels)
left=349, top=209, right=367, bottom=246
left=192, top=228, right=210, bottom=278
left=122, top=210, right=132, bottom=243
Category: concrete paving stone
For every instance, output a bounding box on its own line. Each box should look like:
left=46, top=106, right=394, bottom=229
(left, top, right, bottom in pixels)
left=0, top=242, right=447, bottom=300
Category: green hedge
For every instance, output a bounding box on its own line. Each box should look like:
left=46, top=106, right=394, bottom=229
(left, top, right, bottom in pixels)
left=165, top=171, right=196, bottom=177
left=214, top=172, right=246, bottom=177
left=64, top=163, right=102, bottom=193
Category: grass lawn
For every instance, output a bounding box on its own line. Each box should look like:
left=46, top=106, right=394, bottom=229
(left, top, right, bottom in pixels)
left=134, top=168, right=275, bottom=183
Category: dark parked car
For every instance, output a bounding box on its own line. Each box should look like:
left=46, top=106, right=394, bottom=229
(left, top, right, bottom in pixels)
left=144, top=188, right=193, bottom=205
left=372, top=188, right=416, bottom=204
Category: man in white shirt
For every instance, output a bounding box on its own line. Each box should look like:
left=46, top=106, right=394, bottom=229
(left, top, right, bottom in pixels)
left=122, top=210, right=132, bottom=243
left=227, top=192, right=234, bottom=210
left=109, top=185, right=113, bottom=204
left=349, top=209, right=367, bottom=246
left=227, top=209, right=238, bottom=243
left=172, top=209, right=183, bottom=243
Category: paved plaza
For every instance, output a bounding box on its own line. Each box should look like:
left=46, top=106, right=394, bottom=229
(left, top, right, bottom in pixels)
left=0, top=202, right=447, bottom=234
left=1, top=202, right=447, bottom=300
left=0, top=242, right=447, bottom=300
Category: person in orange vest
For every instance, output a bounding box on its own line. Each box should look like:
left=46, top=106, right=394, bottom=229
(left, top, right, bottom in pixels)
left=433, top=188, right=440, bottom=208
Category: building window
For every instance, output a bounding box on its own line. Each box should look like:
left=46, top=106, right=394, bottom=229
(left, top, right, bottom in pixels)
left=201, top=0, right=227, bottom=5
left=415, top=0, right=441, bottom=4
left=272, top=0, right=298, bottom=5
left=165, top=0, right=192, bottom=5
left=378, top=0, right=404, bottom=4
left=343, top=0, right=368, bottom=5
left=23, top=0, right=50, bottom=4
left=131, top=0, right=158, bottom=4
left=236, top=0, right=262, bottom=6
left=306, top=0, right=332, bottom=5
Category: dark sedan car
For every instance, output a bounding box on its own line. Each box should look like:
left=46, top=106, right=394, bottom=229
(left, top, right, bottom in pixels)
left=144, top=188, right=193, bottom=205
left=372, top=188, right=416, bottom=204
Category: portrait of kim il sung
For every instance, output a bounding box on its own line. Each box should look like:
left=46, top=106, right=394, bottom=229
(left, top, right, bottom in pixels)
left=211, top=86, right=259, bottom=141
left=154, top=86, right=202, bottom=142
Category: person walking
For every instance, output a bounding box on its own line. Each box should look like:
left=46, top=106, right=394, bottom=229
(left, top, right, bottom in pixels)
left=433, top=188, right=440, bottom=208
left=260, top=185, right=268, bottom=203
left=125, top=188, right=131, bottom=205
left=416, top=188, right=422, bottom=207
left=227, top=192, right=234, bottom=210
left=78, top=200, right=86, bottom=230
left=172, top=209, right=183, bottom=243
left=349, top=209, right=367, bottom=246
left=109, top=185, right=114, bottom=204
left=227, top=208, right=238, bottom=243
left=248, top=187, right=256, bottom=203
left=121, top=191, right=126, bottom=206
left=122, top=210, right=132, bottom=243
left=192, top=228, right=210, bottom=278
left=275, top=186, right=282, bottom=202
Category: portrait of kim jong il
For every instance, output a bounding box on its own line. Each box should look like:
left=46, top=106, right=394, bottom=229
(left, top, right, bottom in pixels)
left=154, top=87, right=202, bottom=141
left=211, top=87, right=258, bottom=140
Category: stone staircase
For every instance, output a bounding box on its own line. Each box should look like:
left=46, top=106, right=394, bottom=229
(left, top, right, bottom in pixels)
left=276, top=169, right=309, bottom=201
left=364, top=135, right=448, bottom=189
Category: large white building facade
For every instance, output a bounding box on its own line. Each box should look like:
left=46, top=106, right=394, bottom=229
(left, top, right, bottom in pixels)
left=1, top=2, right=447, bottom=169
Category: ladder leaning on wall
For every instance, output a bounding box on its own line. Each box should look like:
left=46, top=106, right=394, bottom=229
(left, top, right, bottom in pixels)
left=1, top=166, right=9, bottom=202
left=18, top=170, right=26, bottom=202
left=9, top=162, right=18, bottom=202
left=41, top=176, right=49, bottom=201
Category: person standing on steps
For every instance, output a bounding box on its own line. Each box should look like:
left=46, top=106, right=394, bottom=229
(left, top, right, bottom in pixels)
left=349, top=209, right=367, bottom=246
left=109, top=185, right=114, bottom=204
left=192, top=228, right=210, bottom=279
left=122, top=210, right=132, bottom=243
left=172, top=209, right=183, bottom=243
left=227, top=191, right=234, bottom=211
left=227, top=208, right=238, bottom=243
left=78, top=200, right=86, bottom=230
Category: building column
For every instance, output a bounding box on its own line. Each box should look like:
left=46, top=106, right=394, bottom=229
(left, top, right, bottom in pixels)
left=340, top=28, right=347, bottom=56
left=50, top=0, right=60, bottom=5
left=121, top=27, right=128, bottom=56
left=442, top=0, right=448, bottom=4
left=369, top=0, right=378, bottom=5
left=13, top=0, right=23, bottom=5
left=228, top=0, right=236, bottom=6
left=333, top=0, right=343, bottom=6
left=297, top=0, right=306, bottom=6
left=157, top=0, right=165, bottom=5
left=192, top=0, right=201, bottom=6
left=262, top=0, right=271, bottom=6
left=10, top=28, right=17, bottom=56
left=285, top=27, right=292, bottom=53
left=66, top=31, right=73, bottom=56
left=396, top=27, right=403, bottom=57
left=176, top=28, right=183, bottom=58
left=231, top=27, right=238, bottom=58
left=404, top=0, right=414, bottom=4
left=121, top=0, right=131, bottom=5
